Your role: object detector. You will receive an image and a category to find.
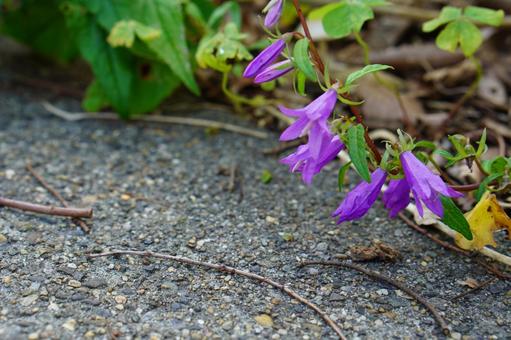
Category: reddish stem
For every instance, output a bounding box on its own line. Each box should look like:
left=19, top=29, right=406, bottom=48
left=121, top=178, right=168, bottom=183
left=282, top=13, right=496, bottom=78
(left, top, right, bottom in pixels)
left=0, top=197, right=92, bottom=218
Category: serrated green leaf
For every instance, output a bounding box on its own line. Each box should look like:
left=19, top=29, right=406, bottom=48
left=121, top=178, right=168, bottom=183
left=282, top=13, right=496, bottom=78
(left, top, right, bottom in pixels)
left=422, top=6, right=461, bottom=32
left=347, top=125, right=371, bottom=182
left=338, top=162, right=352, bottom=191
left=440, top=196, right=473, bottom=240
left=345, top=64, right=393, bottom=87
left=293, top=38, right=317, bottom=81
left=464, top=6, right=504, bottom=27
left=322, top=2, right=374, bottom=39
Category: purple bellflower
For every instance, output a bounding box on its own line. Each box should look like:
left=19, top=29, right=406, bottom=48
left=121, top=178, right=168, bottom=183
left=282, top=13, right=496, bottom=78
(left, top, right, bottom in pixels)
left=243, top=39, right=286, bottom=79
left=332, top=168, right=387, bottom=223
left=382, top=178, right=410, bottom=218
left=263, top=0, right=284, bottom=28
left=254, top=59, right=293, bottom=84
left=400, top=151, right=462, bottom=217
left=279, top=88, right=338, bottom=159
left=280, top=131, right=344, bottom=185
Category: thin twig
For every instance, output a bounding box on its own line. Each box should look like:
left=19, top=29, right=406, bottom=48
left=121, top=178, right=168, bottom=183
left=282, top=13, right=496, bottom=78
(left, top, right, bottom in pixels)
left=26, top=162, right=91, bottom=233
left=300, top=260, right=450, bottom=336
left=398, top=212, right=511, bottom=280
left=87, top=250, right=346, bottom=339
left=0, top=196, right=92, bottom=218
left=451, top=278, right=496, bottom=302
left=228, top=163, right=237, bottom=192
left=42, top=102, right=269, bottom=140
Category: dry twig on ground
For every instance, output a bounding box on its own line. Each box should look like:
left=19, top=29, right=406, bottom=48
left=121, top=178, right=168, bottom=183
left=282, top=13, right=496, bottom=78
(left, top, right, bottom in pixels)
left=87, top=249, right=346, bottom=339
left=300, top=260, right=450, bottom=335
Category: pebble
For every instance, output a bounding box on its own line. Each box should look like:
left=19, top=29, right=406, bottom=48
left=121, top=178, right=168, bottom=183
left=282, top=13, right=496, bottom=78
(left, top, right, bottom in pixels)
left=114, top=295, right=127, bottom=304
left=0, top=234, right=7, bottom=243
left=255, top=314, right=273, bottom=328
left=68, top=280, right=81, bottom=288
left=62, top=319, right=77, bottom=331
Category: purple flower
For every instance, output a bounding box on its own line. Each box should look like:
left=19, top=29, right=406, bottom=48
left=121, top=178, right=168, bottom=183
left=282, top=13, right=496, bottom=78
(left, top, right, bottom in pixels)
left=264, top=0, right=284, bottom=28
left=281, top=131, right=344, bottom=185
left=332, top=168, right=387, bottom=223
left=279, top=88, right=338, bottom=159
left=382, top=179, right=410, bottom=218
left=400, top=151, right=462, bottom=217
left=243, top=39, right=286, bottom=78
left=254, top=59, right=293, bottom=83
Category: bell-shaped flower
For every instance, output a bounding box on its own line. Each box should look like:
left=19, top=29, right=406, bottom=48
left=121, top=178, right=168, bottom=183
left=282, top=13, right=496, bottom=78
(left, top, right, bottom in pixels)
left=279, top=88, right=338, bottom=159
left=332, top=168, right=387, bottom=223
left=382, top=178, right=411, bottom=218
left=263, top=0, right=284, bottom=28
left=254, top=59, right=293, bottom=83
left=243, top=39, right=286, bottom=78
left=400, top=151, right=462, bottom=218
left=281, top=131, right=344, bottom=185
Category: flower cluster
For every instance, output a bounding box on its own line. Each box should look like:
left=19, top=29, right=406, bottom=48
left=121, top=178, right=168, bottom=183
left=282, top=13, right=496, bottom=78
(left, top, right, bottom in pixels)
left=243, top=0, right=464, bottom=225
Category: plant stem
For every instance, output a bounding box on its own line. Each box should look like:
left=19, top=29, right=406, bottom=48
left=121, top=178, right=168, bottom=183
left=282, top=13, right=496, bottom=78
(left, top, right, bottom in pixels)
left=221, top=72, right=266, bottom=110
left=290, top=0, right=382, bottom=164
left=0, top=196, right=92, bottom=218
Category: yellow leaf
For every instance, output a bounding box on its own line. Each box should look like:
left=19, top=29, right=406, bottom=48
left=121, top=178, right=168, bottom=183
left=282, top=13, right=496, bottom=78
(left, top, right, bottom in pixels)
left=107, top=20, right=161, bottom=48
left=455, top=192, right=511, bottom=250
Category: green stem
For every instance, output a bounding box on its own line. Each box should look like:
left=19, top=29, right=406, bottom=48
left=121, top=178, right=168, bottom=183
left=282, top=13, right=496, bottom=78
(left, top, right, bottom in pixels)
left=353, top=31, right=416, bottom=135
left=221, top=72, right=266, bottom=110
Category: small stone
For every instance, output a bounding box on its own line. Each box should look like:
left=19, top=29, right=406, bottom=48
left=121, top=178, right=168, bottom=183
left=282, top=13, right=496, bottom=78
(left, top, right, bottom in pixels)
left=316, top=242, right=328, bottom=252
left=451, top=332, right=462, bottom=340
left=374, top=319, right=384, bottom=327
left=84, top=330, right=95, bottom=338
left=82, top=278, right=107, bottom=289
left=222, top=321, right=234, bottom=331
left=62, top=319, right=77, bottom=331
left=28, top=332, right=39, bottom=340
left=376, top=289, right=389, bottom=296
left=20, top=294, right=38, bottom=306
left=68, top=280, right=81, bottom=288
left=121, top=194, right=131, bottom=200
left=255, top=314, right=273, bottom=328
left=0, top=234, right=7, bottom=243
left=187, top=236, right=197, bottom=248
left=3, top=276, right=11, bottom=284
left=114, top=295, right=127, bottom=304
left=265, top=216, right=278, bottom=225
left=115, top=304, right=124, bottom=311
left=5, top=169, right=15, bottom=179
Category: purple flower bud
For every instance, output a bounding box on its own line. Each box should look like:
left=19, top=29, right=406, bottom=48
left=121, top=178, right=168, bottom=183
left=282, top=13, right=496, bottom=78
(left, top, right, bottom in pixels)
left=243, top=39, right=286, bottom=78
left=254, top=60, right=293, bottom=83
left=278, top=89, right=338, bottom=154
left=383, top=178, right=410, bottom=218
left=264, top=0, right=284, bottom=28
left=332, top=168, right=387, bottom=223
left=281, top=131, right=344, bottom=185
left=400, top=151, right=462, bottom=218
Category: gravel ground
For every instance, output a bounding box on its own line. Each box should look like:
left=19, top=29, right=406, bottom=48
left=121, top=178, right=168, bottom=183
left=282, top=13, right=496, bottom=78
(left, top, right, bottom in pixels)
left=0, top=56, right=510, bottom=340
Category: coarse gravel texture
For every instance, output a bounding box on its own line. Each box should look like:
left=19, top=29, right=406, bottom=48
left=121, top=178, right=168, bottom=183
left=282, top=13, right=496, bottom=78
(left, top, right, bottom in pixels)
left=0, top=54, right=510, bottom=340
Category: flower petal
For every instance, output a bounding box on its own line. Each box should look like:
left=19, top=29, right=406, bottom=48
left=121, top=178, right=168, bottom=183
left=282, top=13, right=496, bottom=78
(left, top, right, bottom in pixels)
left=243, top=39, right=285, bottom=78
left=279, top=116, right=309, bottom=141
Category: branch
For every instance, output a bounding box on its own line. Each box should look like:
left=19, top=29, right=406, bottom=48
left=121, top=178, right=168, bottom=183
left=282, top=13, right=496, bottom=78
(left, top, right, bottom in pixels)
left=300, top=260, right=450, bottom=336
left=26, top=162, right=90, bottom=233
left=42, top=102, right=268, bottom=140
left=87, top=250, right=346, bottom=339
left=0, top=196, right=92, bottom=218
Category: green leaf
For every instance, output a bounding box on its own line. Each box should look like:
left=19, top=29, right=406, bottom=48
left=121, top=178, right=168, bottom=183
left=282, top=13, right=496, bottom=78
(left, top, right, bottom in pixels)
left=440, top=196, right=473, bottom=240
left=347, top=124, right=371, bottom=182
left=338, top=162, right=352, bottom=191
left=107, top=20, right=161, bottom=48
left=475, top=173, right=503, bottom=202
left=82, top=80, right=110, bottom=112
left=436, top=20, right=481, bottom=56
left=261, top=169, right=273, bottom=184
left=295, top=70, right=307, bottom=96
left=308, top=3, right=342, bottom=20
left=0, top=0, right=78, bottom=63
left=422, top=6, right=461, bottom=32
left=293, top=39, right=317, bottom=81
left=345, top=64, right=393, bottom=87
left=322, top=2, right=374, bottom=39
left=488, top=156, right=508, bottom=174
left=464, top=6, right=504, bottom=27
left=207, top=1, right=241, bottom=30
left=415, top=140, right=437, bottom=150
left=81, top=0, right=200, bottom=95
left=475, top=128, right=487, bottom=157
